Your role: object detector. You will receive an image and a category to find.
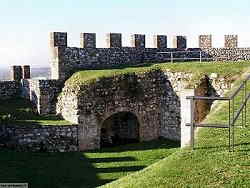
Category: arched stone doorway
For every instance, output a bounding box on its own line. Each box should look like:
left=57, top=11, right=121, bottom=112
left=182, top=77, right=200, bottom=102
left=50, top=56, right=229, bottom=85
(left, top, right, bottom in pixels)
left=100, top=112, right=140, bottom=147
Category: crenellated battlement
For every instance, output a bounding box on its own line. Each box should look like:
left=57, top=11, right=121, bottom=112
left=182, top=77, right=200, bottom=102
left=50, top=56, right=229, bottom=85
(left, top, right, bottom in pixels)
left=10, top=65, right=31, bottom=81
left=51, top=32, right=177, bottom=49
left=50, top=32, right=242, bottom=49
left=50, top=32, right=250, bottom=81
left=80, top=33, right=96, bottom=48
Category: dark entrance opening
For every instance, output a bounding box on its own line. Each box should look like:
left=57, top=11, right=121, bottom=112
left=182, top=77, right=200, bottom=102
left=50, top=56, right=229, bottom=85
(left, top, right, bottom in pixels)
left=100, top=112, right=140, bottom=147
left=195, top=75, right=218, bottom=123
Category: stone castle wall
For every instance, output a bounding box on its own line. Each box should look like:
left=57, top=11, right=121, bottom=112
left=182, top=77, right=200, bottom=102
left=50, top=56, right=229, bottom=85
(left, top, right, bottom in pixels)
left=0, top=81, right=20, bottom=100
left=50, top=32, right=250, bottom=81
left=22, top=79, right=62, bottom=114
left=0, top=32, right=240, bottom=152
left=0, top=125, right=78, bottom=152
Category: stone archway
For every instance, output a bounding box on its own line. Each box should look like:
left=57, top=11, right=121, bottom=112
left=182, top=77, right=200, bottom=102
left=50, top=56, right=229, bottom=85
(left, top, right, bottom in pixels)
left=58, top=70, right=181, bottom=151
left=100, top=112, right=140, bottom=147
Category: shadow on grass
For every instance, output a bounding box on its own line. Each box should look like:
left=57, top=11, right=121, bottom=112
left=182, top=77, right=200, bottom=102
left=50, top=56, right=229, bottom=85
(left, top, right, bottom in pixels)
left=87, top=156, right=136, bottom=163
left=0, top=139, right=179, bottom=188
left=89, top=139, right=180, bottom=153
left=95, top=166, right=145, bottom=173
left=0, top=151, right=129, bottom=188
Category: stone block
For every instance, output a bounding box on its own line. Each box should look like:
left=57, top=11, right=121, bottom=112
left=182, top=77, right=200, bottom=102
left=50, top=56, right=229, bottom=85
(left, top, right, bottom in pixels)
left=10, top=66, right=22, bottom=81
left=22, top=65, right=31, bottom=79
left=131, top=34, right=145, bottom=48
left=199, top=35, right=212, bottom=48
left=106, top=33, right=122, bottom=48
left=172, top=36, right=187, bottom=49
left=50, top=32, right=67, bottom=47
left=225, top=35, right=238, bottom=48
left=80, top=33, right=96, bottom=48
left=154, top=35, right=167, bottom=48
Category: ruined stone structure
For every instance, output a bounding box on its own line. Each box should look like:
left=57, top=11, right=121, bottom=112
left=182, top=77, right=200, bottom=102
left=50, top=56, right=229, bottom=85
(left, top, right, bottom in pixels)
left=57, top=70, right=180, bottom=150
left=0, top=32, right=245, bottom=152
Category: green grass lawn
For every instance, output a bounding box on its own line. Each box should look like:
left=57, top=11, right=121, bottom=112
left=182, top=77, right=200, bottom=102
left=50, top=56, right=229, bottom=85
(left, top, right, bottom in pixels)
left=101, top=71, right=250, bottom=188
left=66, top=61, right=250, bottom=87
left=1, top=61, right=250, bottom=187
left=0, top=98, right=71, bottom=126
left=0, top=139, right=179, bottom=188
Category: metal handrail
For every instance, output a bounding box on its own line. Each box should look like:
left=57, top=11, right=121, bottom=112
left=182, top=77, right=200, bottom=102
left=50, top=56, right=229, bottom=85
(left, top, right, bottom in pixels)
left=186, top=74, right=250, bottom=151
left=143, top=50, right=238, bottom=63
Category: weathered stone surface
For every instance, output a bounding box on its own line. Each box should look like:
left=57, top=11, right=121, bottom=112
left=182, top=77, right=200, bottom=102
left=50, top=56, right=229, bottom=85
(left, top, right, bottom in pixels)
left=225, top=35, right=238, bottom=48
left=22, top=65, right=31, bottom=79
left=80, top=33, right=96, bottom=48
left=106, top=33, right=122, bottom=48
left=154, top=35, right=167, bottom=49
left=50, top=32, right=67, bottom=47
left=201, top=48, right=250, bottom=61
left=199, top=35, right=212, bottom=48
left=49, top=32, right=250, bottom=81
left=0, top=125, right=78, bottom=152
left=57, top=70, right=181, bottom=151
left=0, top=32, right=240, bottom=153
left=10, top=66, right=22, bottom=81
left=172, top=36, right=187, bottom=49
left=131, top=34, right=145, bottom=48
left=22, top=79, right=63, bottom=114
left=0, top=81, right=20, bottom=100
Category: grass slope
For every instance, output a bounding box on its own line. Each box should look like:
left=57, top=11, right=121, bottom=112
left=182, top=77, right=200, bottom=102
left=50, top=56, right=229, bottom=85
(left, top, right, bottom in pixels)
left=0, top=98, right=71, bottom=126
left=66, top=61, right=250, bottom=87
left=0, top=139, right=179, bottom=188
left=102, top=71, right=250, bottom=187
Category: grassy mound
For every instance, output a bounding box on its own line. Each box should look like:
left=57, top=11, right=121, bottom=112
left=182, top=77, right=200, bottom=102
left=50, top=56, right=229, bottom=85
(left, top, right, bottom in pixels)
left=101, top=71, right=250, bottom=187
left=0, top=98, right=71, bottom=126
left=66, top=61, right=250, bottom=87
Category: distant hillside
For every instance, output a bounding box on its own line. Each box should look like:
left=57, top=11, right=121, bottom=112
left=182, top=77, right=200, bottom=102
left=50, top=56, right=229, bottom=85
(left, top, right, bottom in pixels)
left=0, top=67, right=50, bottom=80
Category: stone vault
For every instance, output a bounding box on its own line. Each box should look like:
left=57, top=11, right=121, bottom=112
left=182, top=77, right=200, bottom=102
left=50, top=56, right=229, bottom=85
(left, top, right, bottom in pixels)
left=57, top=69, right=181, bottom=151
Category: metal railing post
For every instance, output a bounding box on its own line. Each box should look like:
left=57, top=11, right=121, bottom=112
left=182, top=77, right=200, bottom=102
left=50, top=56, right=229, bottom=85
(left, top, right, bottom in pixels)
left=245, top=80, right=247, bottom=127
left=228, top=100, right=231, bottom=152
left=171, top=52, right=173, bottom=63
left=232, top=97, right=235, bottom=151
left=190, top=97, right=195, bottom=149
left=242, top=85, right=244, bottom=128
left=200, top=51, right=202, bottom=63
left=185, top=75, right=250, bottom=152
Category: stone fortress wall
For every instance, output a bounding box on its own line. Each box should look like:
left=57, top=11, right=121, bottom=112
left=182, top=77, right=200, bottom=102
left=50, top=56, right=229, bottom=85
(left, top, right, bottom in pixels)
left=0, top=32, right=246, bottom=152
left=50, top=32, right=250, bottom=81
left=0, top=125, right=78, bottom=152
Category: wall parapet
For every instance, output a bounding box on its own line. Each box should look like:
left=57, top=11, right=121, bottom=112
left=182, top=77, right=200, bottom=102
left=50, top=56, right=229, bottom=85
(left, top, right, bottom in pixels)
left=0, top=81, right=20, bottom=100
left=50, top=32, right=250, bottom=81
left=0, top=124, right=78, bottom=152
